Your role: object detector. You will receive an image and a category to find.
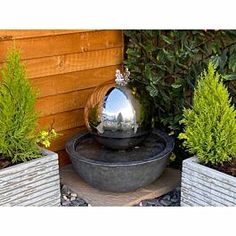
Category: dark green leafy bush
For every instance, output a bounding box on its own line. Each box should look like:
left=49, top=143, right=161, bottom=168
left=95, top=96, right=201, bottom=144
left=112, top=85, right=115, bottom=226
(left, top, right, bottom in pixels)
left=124, top=30, right=236, bottom=134
left=178, top=62, right=236, bottom=165
left=0, top=49, right=57, bottom=164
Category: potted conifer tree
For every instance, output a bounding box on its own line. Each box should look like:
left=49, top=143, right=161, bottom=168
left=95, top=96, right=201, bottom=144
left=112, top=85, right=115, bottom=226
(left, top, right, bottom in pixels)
left=179, top=62, right=236, bottom=206
left=0, top=48, right=61, bottom=206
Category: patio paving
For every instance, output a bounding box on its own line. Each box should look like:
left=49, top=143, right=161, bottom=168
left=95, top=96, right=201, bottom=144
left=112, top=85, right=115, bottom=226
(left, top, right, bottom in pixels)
left=60, top=165, right=180, bottom=206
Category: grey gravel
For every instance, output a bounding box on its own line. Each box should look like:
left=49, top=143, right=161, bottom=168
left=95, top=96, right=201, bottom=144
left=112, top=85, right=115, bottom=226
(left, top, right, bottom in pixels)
left=139, top=187, right=181, bottom=207
left=60, top=184, right=88, bottom=207
left=60, top=184, right=181, bottom=207
left=71, top=199, right=88, bottom=206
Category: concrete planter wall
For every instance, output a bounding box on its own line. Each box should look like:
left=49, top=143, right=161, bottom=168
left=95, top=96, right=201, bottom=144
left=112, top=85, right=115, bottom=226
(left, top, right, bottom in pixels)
left=0, top=149, right=61, bottom=206
left=181, top=156, right=236, bottom=206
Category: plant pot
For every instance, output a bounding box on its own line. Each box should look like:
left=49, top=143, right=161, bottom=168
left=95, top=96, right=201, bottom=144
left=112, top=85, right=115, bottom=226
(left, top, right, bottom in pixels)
left=181, top=156, right=236, bottom=206
left=0, top=149, right=61, bottom=206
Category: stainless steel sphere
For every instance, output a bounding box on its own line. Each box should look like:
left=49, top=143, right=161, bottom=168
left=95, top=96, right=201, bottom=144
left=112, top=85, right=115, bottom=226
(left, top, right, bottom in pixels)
left=84, top=69, right=151, bottom=149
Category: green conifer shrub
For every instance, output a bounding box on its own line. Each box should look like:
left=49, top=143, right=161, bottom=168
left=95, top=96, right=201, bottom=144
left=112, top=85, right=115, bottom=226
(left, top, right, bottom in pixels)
left=0, top=48, right=57, bottom=164
left=178, top=62, right=236, bottom=166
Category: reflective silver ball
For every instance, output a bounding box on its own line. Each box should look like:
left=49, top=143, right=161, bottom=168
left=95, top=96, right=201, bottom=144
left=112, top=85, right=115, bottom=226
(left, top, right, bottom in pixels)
left=84, top=69, right=151, bottom=149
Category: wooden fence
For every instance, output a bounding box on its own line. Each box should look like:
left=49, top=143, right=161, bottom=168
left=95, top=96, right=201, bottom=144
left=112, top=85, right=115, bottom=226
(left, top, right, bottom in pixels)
left=0, top=30, right=124, bottom=167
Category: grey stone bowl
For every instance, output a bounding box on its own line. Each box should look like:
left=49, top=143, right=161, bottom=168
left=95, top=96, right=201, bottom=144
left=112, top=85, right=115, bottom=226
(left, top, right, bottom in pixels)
left=65, top=129, right=174, bottom=193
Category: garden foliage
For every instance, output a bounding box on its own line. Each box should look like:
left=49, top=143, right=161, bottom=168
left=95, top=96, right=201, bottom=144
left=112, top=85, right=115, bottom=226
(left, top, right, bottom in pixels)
left=124, top=30, right=236, bottom=134
left=0, top=49, right=57, bottom=164
left=178, top=62, right=236, bottom=166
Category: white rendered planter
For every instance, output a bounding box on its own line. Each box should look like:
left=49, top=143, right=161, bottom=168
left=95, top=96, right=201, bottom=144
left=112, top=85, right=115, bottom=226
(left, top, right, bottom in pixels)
left=0, top=149, right=61, bottom=206
left=181, top=156, right=236, bottom=206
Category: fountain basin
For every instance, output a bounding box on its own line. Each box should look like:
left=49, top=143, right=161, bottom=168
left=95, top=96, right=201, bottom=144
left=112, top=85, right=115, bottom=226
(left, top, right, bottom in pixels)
left=66, top=129, right=174, bottom=192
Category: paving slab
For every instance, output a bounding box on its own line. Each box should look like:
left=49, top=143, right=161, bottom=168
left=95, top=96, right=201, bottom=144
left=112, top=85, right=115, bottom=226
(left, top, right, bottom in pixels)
left=60, top=165, right=180, bottom=206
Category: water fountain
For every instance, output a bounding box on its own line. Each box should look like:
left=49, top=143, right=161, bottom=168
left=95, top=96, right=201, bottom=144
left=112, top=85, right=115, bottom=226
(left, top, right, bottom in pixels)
left=66, top=69, right=174, bottom=192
